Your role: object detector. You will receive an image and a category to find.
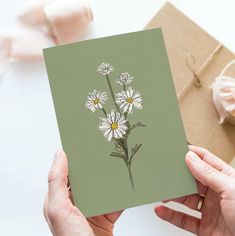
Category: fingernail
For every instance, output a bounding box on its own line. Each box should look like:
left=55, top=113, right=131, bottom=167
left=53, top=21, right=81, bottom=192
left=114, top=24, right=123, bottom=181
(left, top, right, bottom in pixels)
left=186, top=151, right=198, bottom=161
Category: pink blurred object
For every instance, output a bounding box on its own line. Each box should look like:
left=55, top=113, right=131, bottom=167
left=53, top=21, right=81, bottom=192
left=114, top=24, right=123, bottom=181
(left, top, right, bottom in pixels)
left=18, top=0, right=93, bottom=44
left=0, top=0, right=93, bottom=75
left=18, top=0, right=55, bottom=27
left=212, top=60, right=235, bottom=125
left=0, top=35, right=11, bottom=75
left=9, top=23, right=53, bottom=61
left=44, top=0, right=93, bottom=44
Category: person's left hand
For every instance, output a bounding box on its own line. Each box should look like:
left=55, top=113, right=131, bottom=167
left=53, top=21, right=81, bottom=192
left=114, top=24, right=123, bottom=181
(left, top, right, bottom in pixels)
left=43, top=150, right=122, bottom=236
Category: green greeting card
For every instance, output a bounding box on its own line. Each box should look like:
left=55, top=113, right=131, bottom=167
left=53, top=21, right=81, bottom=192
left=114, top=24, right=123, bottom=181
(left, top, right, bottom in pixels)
left=44, top=29, right=197, bottom=217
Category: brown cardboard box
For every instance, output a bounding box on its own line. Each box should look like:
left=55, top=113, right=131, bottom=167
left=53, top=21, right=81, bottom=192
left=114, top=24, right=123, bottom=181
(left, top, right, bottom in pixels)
left=230, top=157, right=235, bottom=168
left=145, top=2, right=235, bottom=162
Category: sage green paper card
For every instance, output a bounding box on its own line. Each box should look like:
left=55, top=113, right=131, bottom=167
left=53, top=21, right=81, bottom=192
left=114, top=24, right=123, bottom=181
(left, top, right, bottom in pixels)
left=44, top=29, right=197, bottom=217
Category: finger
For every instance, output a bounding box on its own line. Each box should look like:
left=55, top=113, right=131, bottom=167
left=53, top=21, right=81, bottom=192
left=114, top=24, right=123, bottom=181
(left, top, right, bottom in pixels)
left=162, top=180, right=207, bottom=205
left=155, top=205, right=200, bottom=235
left=186, top=151, right=231, bottom=193
left=69, top=191, right=74, bottom=204
left=43, top=194, right=53, bottom=231
left=196, top=180, right=208, bottom=195
left=104, top=210, right=123, bottom=224
left=88, top=210, right=123, bottom=230
left=163, top=194, right=202, bottom=211
left=189, top=145, right=235, bottom=176
left=43, top=194, right=49, bottom=221
left=48, top=150, right=69, bottom=203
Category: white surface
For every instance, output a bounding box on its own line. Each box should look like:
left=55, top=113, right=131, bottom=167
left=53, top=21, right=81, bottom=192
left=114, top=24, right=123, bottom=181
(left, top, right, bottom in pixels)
left=1, top=0, right=235, bottom=235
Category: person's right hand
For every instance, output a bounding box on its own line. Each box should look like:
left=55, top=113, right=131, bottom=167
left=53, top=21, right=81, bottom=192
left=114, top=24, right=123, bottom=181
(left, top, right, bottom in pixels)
left=155, top=145, right=235, bottom=236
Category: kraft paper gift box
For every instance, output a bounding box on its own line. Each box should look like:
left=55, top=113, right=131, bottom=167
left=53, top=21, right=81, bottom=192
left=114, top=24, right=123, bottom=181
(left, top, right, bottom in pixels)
left=145, top=2, right=235, bottom=163
left=231, top=157, right=235, bottom=168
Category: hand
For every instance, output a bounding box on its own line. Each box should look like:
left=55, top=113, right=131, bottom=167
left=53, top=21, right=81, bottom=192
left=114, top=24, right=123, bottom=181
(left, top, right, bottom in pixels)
left=155, top=145, right=235, bottom=236
left=43, top=150, right=122, bottom=236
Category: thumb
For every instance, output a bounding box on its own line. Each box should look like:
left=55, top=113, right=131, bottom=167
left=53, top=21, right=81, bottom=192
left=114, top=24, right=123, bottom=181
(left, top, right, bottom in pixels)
left=48, top=150, right=69, bottom=203
left=186, top=151, right=230, bottom=193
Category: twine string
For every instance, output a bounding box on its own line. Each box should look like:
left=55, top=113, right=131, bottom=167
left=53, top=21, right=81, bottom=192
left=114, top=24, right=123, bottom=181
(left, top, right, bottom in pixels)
left=177, top=44, right=223, bottom=101
left=219, top=59, right=235, bottom=77
left=185, top=54, right=202, bottom=87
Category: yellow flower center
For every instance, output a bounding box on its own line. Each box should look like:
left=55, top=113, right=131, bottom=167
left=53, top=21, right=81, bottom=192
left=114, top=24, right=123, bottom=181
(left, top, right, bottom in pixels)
left=111, top=122, right=118, bottom=130
left=94, top=98, right=100, bottom=104
left=126, top=97, right=133, bottom=104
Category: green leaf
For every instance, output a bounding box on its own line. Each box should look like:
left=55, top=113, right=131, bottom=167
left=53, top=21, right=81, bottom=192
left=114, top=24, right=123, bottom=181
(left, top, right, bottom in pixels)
left=129, top=143, right=143, bottom=165
left=131, top=143, right=142, bottom=157
left=128, top=122, right=146, bottom=134
left=110, top=152, right=125, bottom=159
left=112, top=139, right=124, bottom=152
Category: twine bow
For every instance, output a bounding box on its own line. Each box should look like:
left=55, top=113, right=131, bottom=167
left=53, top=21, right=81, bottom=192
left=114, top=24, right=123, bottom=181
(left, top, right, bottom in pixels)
left=178, top=44, right=223, bottom=100
left=185, top=54, right=202, bottom=87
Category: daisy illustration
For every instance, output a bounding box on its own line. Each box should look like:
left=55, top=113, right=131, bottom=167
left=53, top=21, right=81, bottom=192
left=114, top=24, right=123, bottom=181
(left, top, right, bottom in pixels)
left=115, top=87, right=143, bottom=113
left=85, top=63, right=146, bottom=189
left=99, top=110, right=127, bottom=141
left=85, top=90, right=108, bottom=112
left=116, top=72, right=133, bottom=85
left=97, top=62, right=114, bottom=76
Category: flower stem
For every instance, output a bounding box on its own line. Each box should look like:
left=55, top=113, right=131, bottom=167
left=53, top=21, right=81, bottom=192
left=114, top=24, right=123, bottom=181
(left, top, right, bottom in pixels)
left=127, top=164, right=134, bottom=189
left=123, top=134, right=134, bottom=189
left=101, top=108, right=107, bottom=117
left=123, top=84, right=127, bottom=118
left=124, top=134, right=129, bottom=159
left=123, top=83, right=126, bottom=91
left=105, top=75, right=121, bottom=113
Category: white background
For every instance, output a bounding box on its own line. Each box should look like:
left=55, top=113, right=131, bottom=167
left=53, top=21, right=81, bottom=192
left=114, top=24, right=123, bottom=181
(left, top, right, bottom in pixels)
left=1, top=0, right=235, bottom=235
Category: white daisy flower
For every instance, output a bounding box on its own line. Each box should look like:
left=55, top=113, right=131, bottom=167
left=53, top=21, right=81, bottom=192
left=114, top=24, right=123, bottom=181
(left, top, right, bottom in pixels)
left=97, top=62, right=114, bottom=76
left=116, top=72, right=133, bottom=85
left=115, top=87, right=143, bottom=113
left=85, top=90, right=108, bottom=112
left=99, top=110, right=127, bottom=141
